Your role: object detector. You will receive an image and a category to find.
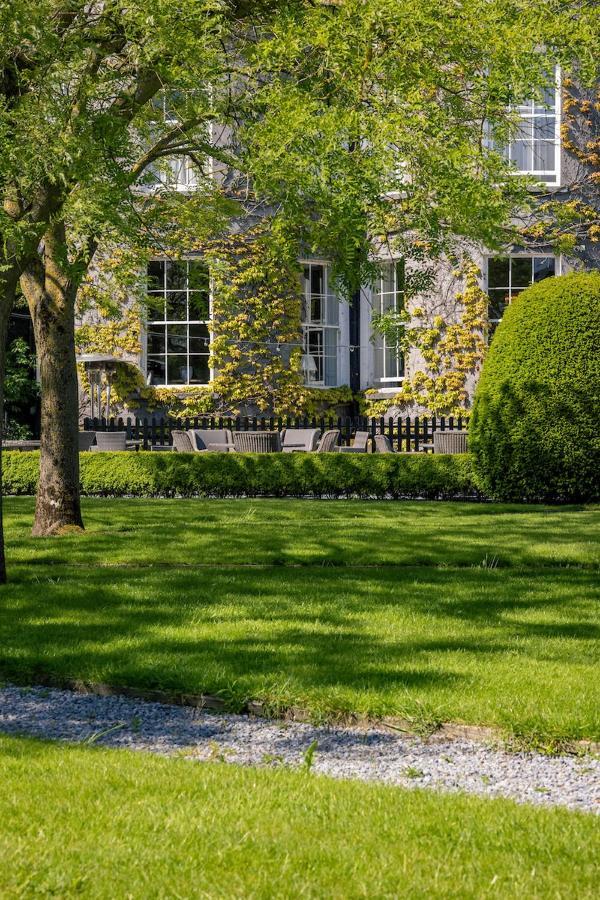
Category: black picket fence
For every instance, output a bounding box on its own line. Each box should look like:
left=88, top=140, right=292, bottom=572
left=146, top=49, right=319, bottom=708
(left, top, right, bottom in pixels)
left=83, top=415, right=469, bottom=452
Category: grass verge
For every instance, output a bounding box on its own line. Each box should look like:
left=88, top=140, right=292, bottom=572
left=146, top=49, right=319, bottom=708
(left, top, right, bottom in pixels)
left=0, top=735, right=598, bottom=899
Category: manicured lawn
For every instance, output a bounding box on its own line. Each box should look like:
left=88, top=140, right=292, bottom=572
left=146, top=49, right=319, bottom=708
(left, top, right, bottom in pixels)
left=1, top=498, right=599, bottom=740
left=1, top=735, right=598, bottom=899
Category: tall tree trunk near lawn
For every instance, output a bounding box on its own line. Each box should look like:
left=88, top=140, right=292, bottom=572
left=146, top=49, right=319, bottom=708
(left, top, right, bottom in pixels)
left=0, top=262, right=20, bottom=582
left=22, top=224, right=83, bottom=536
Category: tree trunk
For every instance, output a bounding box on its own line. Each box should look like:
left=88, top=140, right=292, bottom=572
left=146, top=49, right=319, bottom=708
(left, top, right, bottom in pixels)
left=22, top=224, right=83, bottom=536
left=0, top=263, right=19, bottom=582
left=0, top=308, right=9, bottom=584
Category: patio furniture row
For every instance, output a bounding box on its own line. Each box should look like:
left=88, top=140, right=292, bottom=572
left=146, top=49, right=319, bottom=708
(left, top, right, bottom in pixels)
left=5, top=428, right=467, bottom=454
left=85, top=428, right=466, bottom=453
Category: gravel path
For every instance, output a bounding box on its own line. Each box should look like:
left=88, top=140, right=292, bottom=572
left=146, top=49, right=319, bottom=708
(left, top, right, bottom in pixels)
left=1, top=685, right=598, bottom=815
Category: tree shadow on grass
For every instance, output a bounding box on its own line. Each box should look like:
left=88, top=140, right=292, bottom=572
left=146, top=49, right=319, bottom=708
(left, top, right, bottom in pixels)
left=5, top=497, right=599, bottom=572
left=0, top=566, right=597, bottom=721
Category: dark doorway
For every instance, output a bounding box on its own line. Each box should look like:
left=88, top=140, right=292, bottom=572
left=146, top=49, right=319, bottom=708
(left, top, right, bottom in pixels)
left=4, top=303, right=40, bottom=438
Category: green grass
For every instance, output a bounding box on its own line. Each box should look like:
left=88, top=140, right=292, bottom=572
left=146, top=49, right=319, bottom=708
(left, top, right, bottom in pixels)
left=1, top=498, right=599, bottom=740
left=1, top=735, right=598, bottom=899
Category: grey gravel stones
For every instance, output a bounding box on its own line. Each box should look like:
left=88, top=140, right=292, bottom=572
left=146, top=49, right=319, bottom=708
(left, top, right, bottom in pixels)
left=0, top=684, right=598, bottom=815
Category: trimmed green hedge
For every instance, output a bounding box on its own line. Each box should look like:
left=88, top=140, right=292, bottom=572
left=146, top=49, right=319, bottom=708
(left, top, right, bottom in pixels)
left=470, top=272, right=600, bottom=503
left=2, top=450, right=478, bottom=499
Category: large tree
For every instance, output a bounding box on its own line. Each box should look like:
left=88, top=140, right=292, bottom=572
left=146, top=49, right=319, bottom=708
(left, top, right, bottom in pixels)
left=0, top=0, right=598, bottom=576
left=0, top=0, right=285, bottom=540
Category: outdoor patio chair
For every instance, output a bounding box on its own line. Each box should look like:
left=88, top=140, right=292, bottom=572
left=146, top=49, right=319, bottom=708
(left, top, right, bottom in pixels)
left=233, top=430, right=282, bottom=453
left=433, top=431, right=468, bottom=454
left=91, top=431, right=128, bottom=451
left=187, top=428, right=234, bottom=452
left=281, top=428, right=321, bottom=452
left=316, top=429, right=340, bottom=452
left=338, top=431, right=370, bottom=453
left=374, top=434, right=394, bottom=453
left=78, top=431, right=96, bottom=452
left=171, top=430, right=194, bottom=452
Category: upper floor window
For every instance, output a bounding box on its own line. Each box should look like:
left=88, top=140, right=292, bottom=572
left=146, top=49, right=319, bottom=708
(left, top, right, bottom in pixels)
left=301, top=262, right=339, bottom=386
left=146, top=260, right=210, bottom=385
left=146, top=94, right=201, bottom=191
left=372, top=260, right=405, bottom=386
left=486, top=255, right=556, bottom=336
left=497, top=73, right=560, bottom=185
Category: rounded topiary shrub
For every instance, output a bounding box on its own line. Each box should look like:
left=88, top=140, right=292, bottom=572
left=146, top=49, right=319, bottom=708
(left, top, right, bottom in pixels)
left=470, top=271, right=600, bottom=502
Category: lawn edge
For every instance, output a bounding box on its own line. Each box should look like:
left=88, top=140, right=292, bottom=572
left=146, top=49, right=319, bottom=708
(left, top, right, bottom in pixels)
left=4, top=673, right=599, bottom=755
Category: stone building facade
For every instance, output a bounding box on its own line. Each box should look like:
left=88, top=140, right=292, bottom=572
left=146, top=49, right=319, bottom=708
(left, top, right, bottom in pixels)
left=25, top=71, right=597, bottom=425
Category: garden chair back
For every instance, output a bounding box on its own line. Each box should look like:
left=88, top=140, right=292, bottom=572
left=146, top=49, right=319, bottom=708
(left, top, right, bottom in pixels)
left=338, top=430, right=370, bottom=453
left=188, top=428, right=234, bottom=452
left=93, top=431, right=127, bottom=451
left=78, top=431, right=96, bottom=452
left=233, top=431, right=282, bottom=453
left=433, top=431, right=468, bottom=454
left=374, top=434, right=394, bottom=453
left=281, top=428, right=321, bottom=452
left=317, top=429, right=340, bottom=452
left=171, top=430, right=194, bottom=452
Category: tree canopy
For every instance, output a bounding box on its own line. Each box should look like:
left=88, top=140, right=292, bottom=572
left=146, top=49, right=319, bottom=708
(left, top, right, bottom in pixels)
left=0, top=0, right=599, bottom=565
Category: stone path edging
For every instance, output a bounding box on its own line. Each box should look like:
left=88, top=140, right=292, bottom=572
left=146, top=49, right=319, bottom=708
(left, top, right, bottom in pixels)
left=10, top=672, right=599, bottom=754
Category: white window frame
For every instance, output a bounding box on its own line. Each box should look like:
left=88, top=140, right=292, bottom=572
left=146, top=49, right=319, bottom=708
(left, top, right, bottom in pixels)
left=485, top=253, right=560, bottom=332
left=501, top=68, right=561, bottom=187
left=146, top=259, right=212, bottom=387
left=146, top=94, right=202, bottom=192
left=372, top=260, right=405, bottom=388
left=301, top=261, right=340, bottom=387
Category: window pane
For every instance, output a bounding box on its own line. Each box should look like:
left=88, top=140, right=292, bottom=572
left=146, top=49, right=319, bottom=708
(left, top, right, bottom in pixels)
left=311, top=293, right=322, bottom=323
left=189, top=323, right=210, bottom=353
left=148, top=261, right=165, bottom=292
left=326, top=293, right=339, bottom=326
left=533, top=140, right=555, bottom=171
left=167, top=355, right=188, bottom=384
left=308, top=330, right=322, bottom=355
left=510, top=141, right=531, bottom=171
left=487, top=257, right=510, bottom=288
left=310, top=265, right=324, bottom=297
left=188, top=292, right=210, bottom=320
left=533, top=257, right=556, bottom=282
left=166, top=324, right=187, bottom=353
left=380, top=262, right=395, bottom=296
left=511, top=257, right=532, bottom=287
left=373, top=343, right=384, bottom=381
left=324, top=362, right=336, bottom=386
left=165, top=292, right=187, bottom=320
left=147, top=356, right=166, bottom=385
left=488, top=289, right=510, bottom=321
left=324, top=354, right=337, bottom=386
left=385, top=345, right=400, bottom=379
left=533, top=117, right=555, bottom=140
left=189, top=356, right=210, bottom=384
left=166, top=261, right=187, bottom=290
left=188, top=261, right=210, bottom=293
left=395, top=259, right=406, bottom=294
left=146, top=293, right=165, bottom=321
left=147, top=325, right=165, bottom=356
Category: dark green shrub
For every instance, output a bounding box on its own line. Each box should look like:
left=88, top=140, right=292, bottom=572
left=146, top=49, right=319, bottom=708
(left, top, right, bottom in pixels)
left=470, top=272, right=600, bottom=502
left=2, top=450, right=478, bottom=500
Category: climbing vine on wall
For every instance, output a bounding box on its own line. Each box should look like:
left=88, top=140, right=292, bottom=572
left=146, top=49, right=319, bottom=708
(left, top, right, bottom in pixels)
left=364, top=261, right=487, bottom=417
left=75, top=222, right=354, bottom=418
left=75, top=247, right=148, bottom=408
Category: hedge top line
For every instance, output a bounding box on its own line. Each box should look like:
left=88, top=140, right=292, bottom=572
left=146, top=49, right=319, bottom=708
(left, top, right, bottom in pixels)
left=2, top=450, right=480, bottom=500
